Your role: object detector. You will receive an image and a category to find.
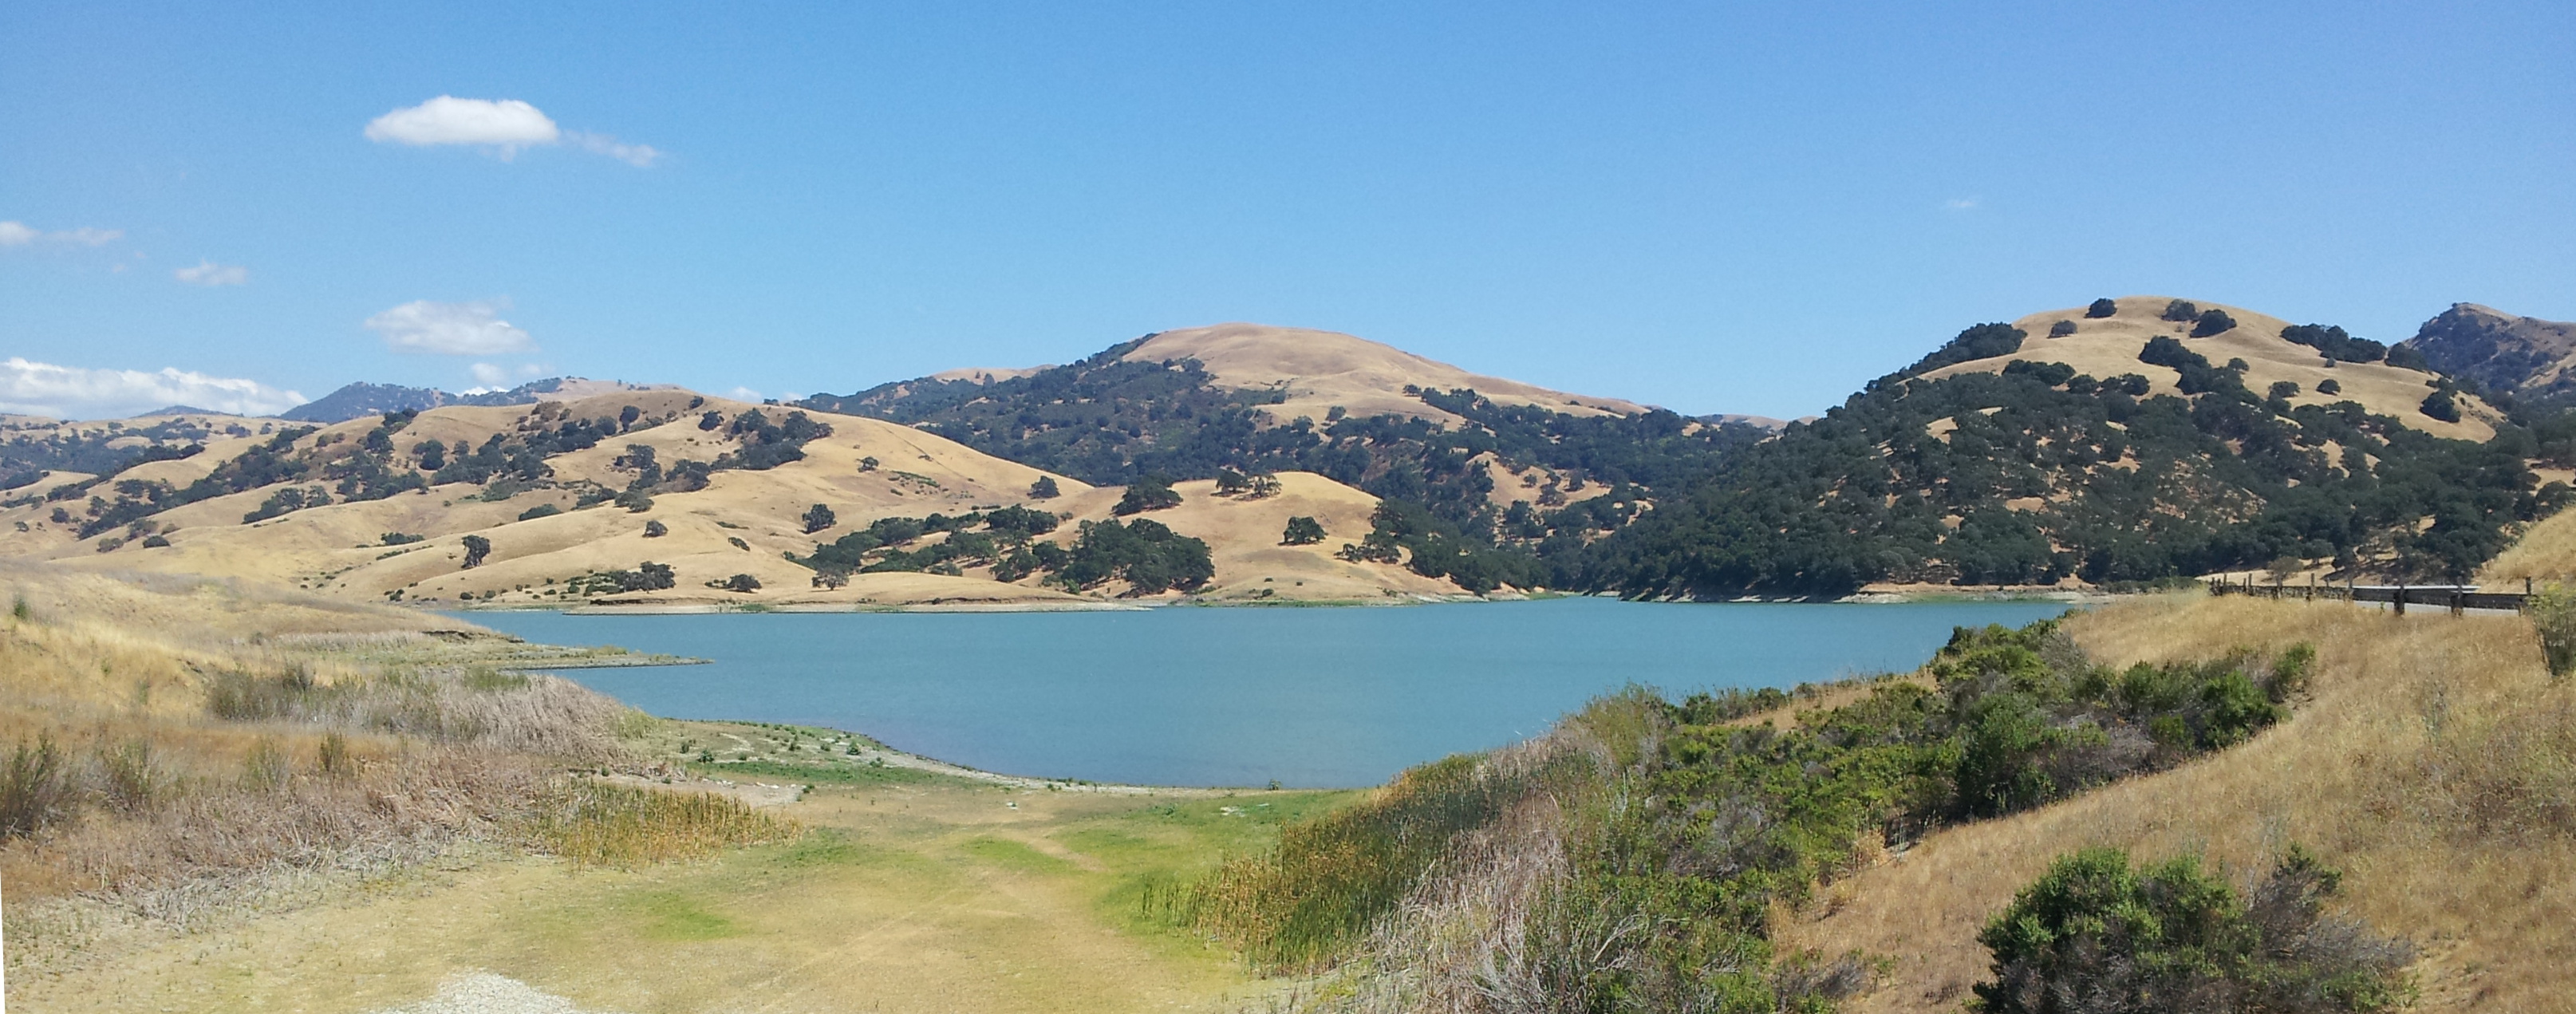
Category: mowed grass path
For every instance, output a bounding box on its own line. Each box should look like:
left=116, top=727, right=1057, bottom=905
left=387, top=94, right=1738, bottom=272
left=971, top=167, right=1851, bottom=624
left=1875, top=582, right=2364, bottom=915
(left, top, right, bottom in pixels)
left=19, top=775, right=1356, bottom=1013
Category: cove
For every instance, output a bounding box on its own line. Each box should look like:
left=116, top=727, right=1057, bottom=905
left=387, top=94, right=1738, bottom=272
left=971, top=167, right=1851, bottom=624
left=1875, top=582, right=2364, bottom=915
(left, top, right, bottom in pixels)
left=463, top=598, right=2072, bottom=788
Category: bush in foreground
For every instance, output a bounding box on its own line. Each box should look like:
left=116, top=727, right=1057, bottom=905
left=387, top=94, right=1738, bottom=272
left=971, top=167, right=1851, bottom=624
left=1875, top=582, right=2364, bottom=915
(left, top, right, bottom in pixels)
left=1976, top=846, right=2412, bottom=1013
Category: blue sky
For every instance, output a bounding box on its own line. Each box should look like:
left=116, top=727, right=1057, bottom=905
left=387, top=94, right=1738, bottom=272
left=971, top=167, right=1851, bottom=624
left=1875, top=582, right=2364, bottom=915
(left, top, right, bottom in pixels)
left=3, top=2, right=2570, bottom=420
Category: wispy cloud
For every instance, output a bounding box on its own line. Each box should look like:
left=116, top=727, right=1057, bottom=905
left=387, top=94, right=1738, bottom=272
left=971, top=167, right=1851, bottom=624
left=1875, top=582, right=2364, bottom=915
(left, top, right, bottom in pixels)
left=1943, top=197, right=1982, bottom=211
left=467, top=361, right=546, bottom=388
left=365, top=299, right=536, bottom=355
left=0, top=220, right=123, bottom=247
left=570, top=131, right=663, bottom=168
left=175, top=260, right=250, bottom=286
left=0, top=357, right=305, bottom=420
left=365, top=97, right=661, bottom=166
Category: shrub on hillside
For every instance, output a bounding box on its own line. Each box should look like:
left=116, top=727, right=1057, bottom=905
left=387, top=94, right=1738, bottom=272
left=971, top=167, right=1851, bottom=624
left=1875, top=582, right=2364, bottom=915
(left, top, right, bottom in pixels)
left=2163, top=299, right=2200, bottom=322
left=1028, top=475, right=1059, bottom=499
left=642, top=519, right=668, bottom=538
left=2317, top=378, right=2342, bottom=395
left=2192, top=308, right=2239, bottom=337
left=2421, top=389, right=2460, bottom=422
left=1878, top=322, right=2029, bottom=387
left=1112, top=474, right=1182, bottom=515
left=0, top=736, right=69, bottom=839
left=2049, top=319, right=2078, bottom=337
left=1055, top=519, right=1212, bottom=594
left=1975, top=846, right=2413, bottom=1013
left=517, top=503, right=562, bottom=522
left=2282, top=323, right=2387, bottom=363
left=803, top=503, right=836, bottom=534
left=2086, top=298, right=2119, bottom=318
left=461, top=535, right=491, bottom=569
left=1281, top=515, right=1327, bottom=546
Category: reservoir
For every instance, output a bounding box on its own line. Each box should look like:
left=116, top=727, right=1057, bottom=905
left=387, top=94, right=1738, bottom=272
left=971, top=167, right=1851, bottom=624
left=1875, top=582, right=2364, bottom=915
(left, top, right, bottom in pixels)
left=466, top=598, right=2071, bottom=787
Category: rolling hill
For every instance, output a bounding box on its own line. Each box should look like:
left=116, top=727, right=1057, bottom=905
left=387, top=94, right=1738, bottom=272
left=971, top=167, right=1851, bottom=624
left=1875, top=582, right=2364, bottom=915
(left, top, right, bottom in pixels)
left=0, top=390, right=1473, bottom=607
left=14, top=297, right=2576, bottom=606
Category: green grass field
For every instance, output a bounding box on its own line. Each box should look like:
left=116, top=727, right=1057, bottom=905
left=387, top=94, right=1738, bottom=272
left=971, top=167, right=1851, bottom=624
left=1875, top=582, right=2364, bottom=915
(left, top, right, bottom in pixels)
left=17, top=720, right=1363, bottom=1014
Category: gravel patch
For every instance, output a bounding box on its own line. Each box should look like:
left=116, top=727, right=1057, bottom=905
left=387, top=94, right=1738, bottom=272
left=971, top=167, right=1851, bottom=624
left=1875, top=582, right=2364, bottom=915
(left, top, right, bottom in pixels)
left=377, top=973, right=626, bottom=1014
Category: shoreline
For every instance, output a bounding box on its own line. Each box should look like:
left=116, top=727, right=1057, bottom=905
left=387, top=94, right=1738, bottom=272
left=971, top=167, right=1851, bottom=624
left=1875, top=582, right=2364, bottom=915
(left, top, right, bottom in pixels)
left=444, top=586, right=2112, bottom=616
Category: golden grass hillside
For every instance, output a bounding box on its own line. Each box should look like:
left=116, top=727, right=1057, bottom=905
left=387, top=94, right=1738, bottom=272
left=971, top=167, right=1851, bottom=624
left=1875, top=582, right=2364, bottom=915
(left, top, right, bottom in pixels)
left=1126, top=323, right=1648, bottom=428
left=1924, top=295, right=2501, bottom=442
left=1777, top=594, right=2576, bottom=1012
left=0, top=388, right=1477, bottom=606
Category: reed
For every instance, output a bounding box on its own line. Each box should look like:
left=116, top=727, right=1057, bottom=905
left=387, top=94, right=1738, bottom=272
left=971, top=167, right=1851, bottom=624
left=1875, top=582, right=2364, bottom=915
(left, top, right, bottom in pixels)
left=523, top=782, right=799, bottom=869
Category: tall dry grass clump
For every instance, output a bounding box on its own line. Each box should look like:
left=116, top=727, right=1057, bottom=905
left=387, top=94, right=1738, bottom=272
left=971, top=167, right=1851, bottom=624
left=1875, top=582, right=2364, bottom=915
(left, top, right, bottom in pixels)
left=523, top=782, right=799, bottom=869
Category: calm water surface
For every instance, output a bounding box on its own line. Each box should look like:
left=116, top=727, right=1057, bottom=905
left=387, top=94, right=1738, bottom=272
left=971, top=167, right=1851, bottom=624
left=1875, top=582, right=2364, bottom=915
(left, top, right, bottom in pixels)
left=464, top=598, right=2069, bottom=787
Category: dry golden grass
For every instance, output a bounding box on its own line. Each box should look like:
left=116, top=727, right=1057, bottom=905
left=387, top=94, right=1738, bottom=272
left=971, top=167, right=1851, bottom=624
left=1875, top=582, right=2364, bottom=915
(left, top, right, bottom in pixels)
left=1127, top=323, right=1646, bottom=430
left=2478, top=509, right=2576, bottom=585
left=1924, top=296, right=2502, bottom=442
left=1777, top=593, right=2576, bottom=1012
left=523, top=781, right=799, bottom=869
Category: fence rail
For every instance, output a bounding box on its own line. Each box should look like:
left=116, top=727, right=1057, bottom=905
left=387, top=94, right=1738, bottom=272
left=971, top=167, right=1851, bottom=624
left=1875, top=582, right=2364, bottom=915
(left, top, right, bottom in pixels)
left=2206, top=577, right=2537, bottom=615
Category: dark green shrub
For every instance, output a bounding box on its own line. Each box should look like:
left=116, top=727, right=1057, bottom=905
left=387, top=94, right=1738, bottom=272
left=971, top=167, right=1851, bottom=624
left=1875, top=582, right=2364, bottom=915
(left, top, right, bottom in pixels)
left=2086, top=298, right=2118, bottom=318
left=2317, top=378, right=2341, bottom=395
left=2420, top=390, right=2460, bottom=423
left=2163, top=299, right=2200, bottom=322
left=2281, top=324, right=2386, bottom=363
left=2270, top=381, right=2302, bottom=400
left=2049, top=319, right=2078, bottom=337
left=1111, top=474, right=1182, bottom=515
left=803, top=503, right=836, bottom=533
left=1975, top=846, right=2412, bottom=1013
left=1280, top=515, right=1327, bottom=546
left=461, top=534, right=491, bottom=568
left=2192, top=309, right=2239, bottom=337
left=517, top=503, right=562, bottom=522
left=642, top=519, right=668, bottom=538
left=1028, top=475, right=1059, bottom=499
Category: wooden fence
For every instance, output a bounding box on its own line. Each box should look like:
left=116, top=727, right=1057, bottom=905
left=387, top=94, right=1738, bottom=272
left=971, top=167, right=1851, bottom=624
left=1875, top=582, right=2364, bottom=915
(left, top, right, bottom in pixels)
left=2205, top=575, right=2539, bottom=615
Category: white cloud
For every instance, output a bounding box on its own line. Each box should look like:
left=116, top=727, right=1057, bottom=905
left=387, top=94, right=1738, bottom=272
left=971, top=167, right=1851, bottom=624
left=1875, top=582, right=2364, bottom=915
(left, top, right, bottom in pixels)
left=365, top=97, right=661, bottom=166
left=726, top=385, right=762, bottom=401
left=468, top=361, right=511, bottom=386
left=175, top=260, right=250, bottom=286
left=0, top=220, right=123, bottom=247
left=1943, top=197, right=1982, bottom=211
left=0, top=357, right=306, bottom=420
left=570, top=132, right=662, bottom=168
left=365, top=299, right=536, bottom=355
left=365, top=97, right=559, bottom=157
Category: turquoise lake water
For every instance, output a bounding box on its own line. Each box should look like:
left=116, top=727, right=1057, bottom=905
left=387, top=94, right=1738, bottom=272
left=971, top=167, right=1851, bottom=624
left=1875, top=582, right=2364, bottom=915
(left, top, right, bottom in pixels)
left=463, top=598, right=2072, bottom=788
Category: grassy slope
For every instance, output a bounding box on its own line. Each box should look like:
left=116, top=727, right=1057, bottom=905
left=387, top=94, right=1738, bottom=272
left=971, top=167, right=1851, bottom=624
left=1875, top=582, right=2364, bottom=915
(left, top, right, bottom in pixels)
left=1927, top=295, right=2502, bottom=443
left=18, top=775, right=1356, bottom=1014
left=1777, top=594, right=2576, bottom=1012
